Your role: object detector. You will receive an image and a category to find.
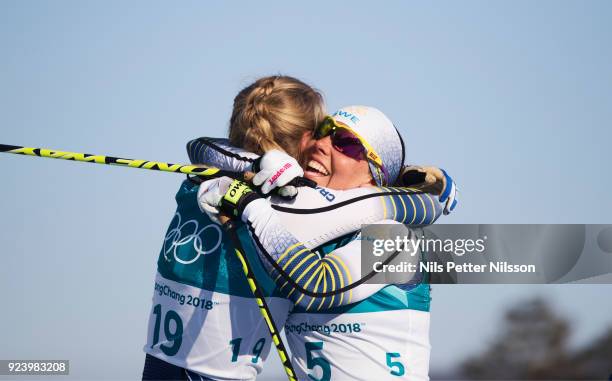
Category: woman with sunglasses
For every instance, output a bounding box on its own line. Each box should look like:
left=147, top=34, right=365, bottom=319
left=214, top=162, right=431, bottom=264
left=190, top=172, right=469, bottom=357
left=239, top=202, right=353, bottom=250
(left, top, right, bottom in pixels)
left=143, top=76, right=456, bottom=381
left=198, top=105, right=454, bottom=380
left=195, top=106, right=454, bottom=311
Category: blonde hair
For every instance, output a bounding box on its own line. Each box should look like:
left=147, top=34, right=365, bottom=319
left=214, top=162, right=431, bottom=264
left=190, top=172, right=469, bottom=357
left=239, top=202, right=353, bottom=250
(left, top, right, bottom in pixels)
left=229, top=75, right=325, bottom=158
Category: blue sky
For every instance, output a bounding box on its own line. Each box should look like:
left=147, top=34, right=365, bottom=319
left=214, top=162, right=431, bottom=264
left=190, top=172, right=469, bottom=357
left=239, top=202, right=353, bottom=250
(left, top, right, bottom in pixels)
left=1, top=1, right=611, bottom=379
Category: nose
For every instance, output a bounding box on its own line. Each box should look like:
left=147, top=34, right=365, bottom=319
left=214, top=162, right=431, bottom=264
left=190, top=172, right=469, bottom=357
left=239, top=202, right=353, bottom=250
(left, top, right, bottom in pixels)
left=314, top=135, right=332, bottom=156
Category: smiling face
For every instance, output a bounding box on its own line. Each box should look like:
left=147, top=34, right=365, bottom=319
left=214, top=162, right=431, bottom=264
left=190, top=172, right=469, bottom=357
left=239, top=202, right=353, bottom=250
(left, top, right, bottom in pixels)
left=299, top=131, right=374, bottom=190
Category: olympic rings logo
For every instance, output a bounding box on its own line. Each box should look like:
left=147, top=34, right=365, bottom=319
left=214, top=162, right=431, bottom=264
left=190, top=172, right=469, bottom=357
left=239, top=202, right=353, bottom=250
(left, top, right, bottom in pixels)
left=163, top=212, right=223, bottom=264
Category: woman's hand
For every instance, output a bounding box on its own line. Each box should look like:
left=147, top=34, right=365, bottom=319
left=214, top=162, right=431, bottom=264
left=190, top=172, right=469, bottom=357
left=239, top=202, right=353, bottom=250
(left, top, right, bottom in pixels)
left=252, top=149, right=303, bottom=197
left=399, top=166, right=458, bottom=215
left=197, top=177, right=234, bottom=224
left=197, top=177, right=263, bottom=223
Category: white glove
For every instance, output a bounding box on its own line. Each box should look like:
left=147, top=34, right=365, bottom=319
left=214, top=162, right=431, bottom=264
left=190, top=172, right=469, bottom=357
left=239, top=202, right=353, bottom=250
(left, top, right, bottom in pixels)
left=197, top=176, right=234, bottom=224
left=252, top=149, right=303, bottom=197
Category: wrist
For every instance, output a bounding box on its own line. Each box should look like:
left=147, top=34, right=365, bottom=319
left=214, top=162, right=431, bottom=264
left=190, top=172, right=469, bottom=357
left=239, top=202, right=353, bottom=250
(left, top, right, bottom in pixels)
left=240, top=198, right=271, bottom=223
left=219, top=179, right=261, bottom=218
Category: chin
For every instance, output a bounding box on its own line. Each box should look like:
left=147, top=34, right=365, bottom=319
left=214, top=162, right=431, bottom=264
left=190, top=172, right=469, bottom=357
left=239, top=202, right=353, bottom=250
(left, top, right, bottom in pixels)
left=304, top=173, right=328, bottom=188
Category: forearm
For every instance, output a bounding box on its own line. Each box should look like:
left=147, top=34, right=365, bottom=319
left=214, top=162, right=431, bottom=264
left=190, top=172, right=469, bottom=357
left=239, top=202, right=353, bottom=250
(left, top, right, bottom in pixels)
left=186, top=137, right=257, bottom=172
left=242, top=200, right=417, bottom=310
left=269, top=186, right=444, bottom=249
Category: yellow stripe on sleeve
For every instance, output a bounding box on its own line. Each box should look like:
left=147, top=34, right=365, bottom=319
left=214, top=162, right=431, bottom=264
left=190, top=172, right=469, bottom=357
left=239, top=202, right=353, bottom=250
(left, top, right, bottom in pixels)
left=277, top=242, right=303, bottom=265
left=277, top=248, right=311, bottom=289
left=316, top=268, right=328, bottom=311
left=424, top=193, right=437, bottom=222
left=416, top=194, right=427, bottom=224
left=289, top=264, right=322, bottom=301
left=385, top=187, right=398, bottom=219
left=324, top=256, right=345, bottom=306
left=283, top=252, right=318, bottom=295
left=305, top=271, right=325, bottom=311
left=376, top=187, right=388, bottom=219
left=394, top=187, right=408, bottom=222
left=406, top=192, right=417, bottom=224
left=327, top=253, right=353, bottom=304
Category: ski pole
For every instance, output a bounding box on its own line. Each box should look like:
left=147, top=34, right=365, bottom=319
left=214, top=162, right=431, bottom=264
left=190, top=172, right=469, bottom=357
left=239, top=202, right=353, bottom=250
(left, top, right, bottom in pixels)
left=1, top=143, right=301, bottom=381
left=0, top=143, right=239, bottom=179
left=221, top=216, right=297, bottom=381
left=0, top=143, right=315, bottom=187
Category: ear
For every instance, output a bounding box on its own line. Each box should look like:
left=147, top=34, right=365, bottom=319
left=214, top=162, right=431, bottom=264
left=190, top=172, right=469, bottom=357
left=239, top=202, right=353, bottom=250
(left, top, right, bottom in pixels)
left=299, top=130, right=314, bottom=148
